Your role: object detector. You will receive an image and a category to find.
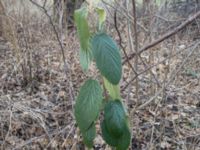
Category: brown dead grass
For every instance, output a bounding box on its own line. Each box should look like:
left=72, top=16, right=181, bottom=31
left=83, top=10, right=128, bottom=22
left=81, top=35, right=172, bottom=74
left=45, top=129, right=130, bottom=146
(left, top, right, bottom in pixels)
left=0, top=1, right=200, bottom=150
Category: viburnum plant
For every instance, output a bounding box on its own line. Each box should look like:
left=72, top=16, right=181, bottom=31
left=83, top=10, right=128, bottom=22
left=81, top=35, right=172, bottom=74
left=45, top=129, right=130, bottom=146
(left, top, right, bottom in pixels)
left=74, top=2, right=131, bottom=150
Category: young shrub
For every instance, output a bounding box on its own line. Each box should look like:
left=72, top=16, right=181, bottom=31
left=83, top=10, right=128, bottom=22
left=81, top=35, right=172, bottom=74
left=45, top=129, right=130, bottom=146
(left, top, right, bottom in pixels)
left=74, top=2, right=131, bottom=149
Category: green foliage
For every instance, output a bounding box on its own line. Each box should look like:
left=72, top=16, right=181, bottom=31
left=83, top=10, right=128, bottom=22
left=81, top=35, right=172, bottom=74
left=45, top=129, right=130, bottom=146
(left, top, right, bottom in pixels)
left=96, top=7, right=106, bottom=31
left=79, top=48, right=93, bottom=71
left=74, top=6, right=90, bottom=52
left=104, top=100, right=126, bottom=137
left=74, top=4, right=130, bottom=149
left=103, top=77, right=121, bottom=99
left=101, top=100, right=131, bottom=150
left=75, top=79, right=103, bottom=145
left=82, top=124, right=96, bottom=148
left=116, top=125, right=131, bottom=150
left=74, top=6, right=92, bottom=71
left=92, top=33, right=122, bottom=85
left=101, top=119, right=118, bottom=147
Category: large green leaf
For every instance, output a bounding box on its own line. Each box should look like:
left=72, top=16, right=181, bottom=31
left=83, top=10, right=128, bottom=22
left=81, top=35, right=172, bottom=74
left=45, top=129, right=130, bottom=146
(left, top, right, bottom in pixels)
left=101, top=100, right=131, bottom=150
left=82, top=124, right=96, bottom=148
left=104, top=100, right=126, bottom=137
left=92, top=33, right=122, bottom=85
left=75, top=79, right=103, bottom=132
left=74, top=7, right=90, bottom=52
left=103, top=77, right=121, bottom=99
left=74, top=7, right=92, bottom=71
left=101, top=119, right=118, bottom=147
left=116, top=124, right=131, bottom=150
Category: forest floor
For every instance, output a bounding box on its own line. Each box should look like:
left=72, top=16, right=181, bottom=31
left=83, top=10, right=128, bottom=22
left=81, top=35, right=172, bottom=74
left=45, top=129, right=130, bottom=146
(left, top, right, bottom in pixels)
left=0, top=28, right=200, bottom=150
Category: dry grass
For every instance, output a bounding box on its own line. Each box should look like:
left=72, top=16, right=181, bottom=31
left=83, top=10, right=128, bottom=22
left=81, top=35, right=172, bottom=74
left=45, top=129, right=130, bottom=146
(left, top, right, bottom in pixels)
left=0, top=0, right=200, bottom=150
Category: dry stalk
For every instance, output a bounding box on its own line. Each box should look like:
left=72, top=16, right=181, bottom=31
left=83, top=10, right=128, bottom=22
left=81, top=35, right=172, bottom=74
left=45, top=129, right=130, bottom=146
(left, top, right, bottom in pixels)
left=131, top=0, right=139, bottom=105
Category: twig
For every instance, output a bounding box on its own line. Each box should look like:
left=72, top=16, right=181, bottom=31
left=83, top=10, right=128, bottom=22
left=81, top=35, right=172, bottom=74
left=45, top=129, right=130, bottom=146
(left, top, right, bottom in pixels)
left=114, top=10, right=137, bottom=75
left=123, top=10, right=200, bottom=65
left=121, top=41, right=196, bottom=92
left=132, top=0, right=139, bottom=103
left=137, top=41, right=200, bottom=110
left=102, top=0, right=148, bottom=33
left=29, top=0, right=75, bottom=103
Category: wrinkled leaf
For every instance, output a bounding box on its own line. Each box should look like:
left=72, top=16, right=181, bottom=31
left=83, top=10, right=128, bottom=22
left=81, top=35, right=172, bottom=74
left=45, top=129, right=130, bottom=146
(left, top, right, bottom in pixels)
left=82, top=124, right=96, bottom=148
left=101, top=100, right=131, bottom=149
left=80, top=48, right=93, bottom=71
left=96, top=7, right=106, bottom=30
left=92, top=33, right=122, bottom=85
left=75, top=79, right=103, bottom=132
left=104, top=100, right=126, bottom=137
left=103, top=77, right=121, bottom=99
left=116, top=124, right=131, bottom=150
left=74, top=7, right=90, bottom=52
left=74, top=7, right=92, bottom=71
left=101, top=119, right=118, bottom=147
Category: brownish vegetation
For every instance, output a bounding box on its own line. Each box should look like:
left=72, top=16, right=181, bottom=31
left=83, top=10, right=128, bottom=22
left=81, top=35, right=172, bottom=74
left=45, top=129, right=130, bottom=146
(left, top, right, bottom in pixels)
left=0, top=0, right=200, bottom=149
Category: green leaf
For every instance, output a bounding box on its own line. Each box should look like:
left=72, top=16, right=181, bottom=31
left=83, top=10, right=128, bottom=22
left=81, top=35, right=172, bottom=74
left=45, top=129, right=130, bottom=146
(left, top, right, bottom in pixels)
left=74, top=7, right=90, bottom=52
left=80, top=48, right=93, bottom=71
left=103, top=77, right=121, bottom=99
left=96, top=7, right=106, bottom=30
left=101, top=119, right=118, bottom=147
left=92, top=33, right=122, bottom=85
left=75, top=79, right=103, bottom=132
left=82, top=124, right=96, bottom=148
left=116, top=125, right=131, bottom=150
left=104, top=100, right=126, bottom=137
left=101, top=99, right=131, bottom=149
left=74, top=7, right=92, bottom=71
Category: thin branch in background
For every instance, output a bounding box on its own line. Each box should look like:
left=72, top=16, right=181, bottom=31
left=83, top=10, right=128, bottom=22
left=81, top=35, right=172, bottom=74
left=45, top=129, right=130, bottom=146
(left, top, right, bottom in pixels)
left=114, top=9, right=161, bottom=99
left=137, top=41, right=200, bottom=110
left=104, top=0, right=160, bottom=90
left=102, top=0, right=148, bottom=33
left=114, top=6, right=161, bottom=90
left=132, top=0, right=139, bottom=104
left=123, top=10, right=200, bottom=64
left=114, top=10, right=137, bottom=75
left=121, top=41, right=195, bottom=92
left=29, top=0, right=75, bottom=105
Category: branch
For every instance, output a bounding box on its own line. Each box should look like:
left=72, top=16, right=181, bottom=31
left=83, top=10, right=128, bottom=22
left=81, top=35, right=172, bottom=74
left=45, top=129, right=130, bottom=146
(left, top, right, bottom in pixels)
left=29, top=0, right=75, bottom=102
left=114, top=10, right=137, bottom=75
left=123, top=10, right=200, bottom=65
left=137, top=41, right=200, bottom=110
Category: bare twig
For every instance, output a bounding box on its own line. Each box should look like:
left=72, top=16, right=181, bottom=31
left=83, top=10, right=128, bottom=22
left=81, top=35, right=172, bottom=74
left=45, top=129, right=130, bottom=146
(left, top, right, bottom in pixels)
left=123, top=10, right=200, bottom=65
left=132, top=0, right=139, bottom=103
left=137, top=41, right=200, bottom=110
left=29, top=0, right=75, bottom=103
left=114, top=10, right=137, bottom=75
left=102, top=0, right=148, bottom=33
left=121, top=41, right=196, bottom=92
